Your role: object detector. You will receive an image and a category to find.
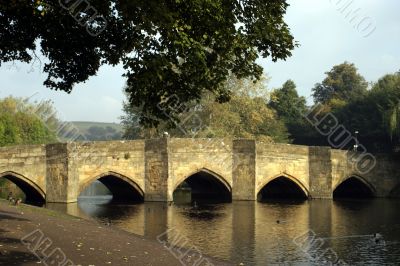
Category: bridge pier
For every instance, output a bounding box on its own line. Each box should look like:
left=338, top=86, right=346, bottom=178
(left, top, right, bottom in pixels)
left=46, top=143, right=79, bottom=203
left=144, top=139, right=169, bottom=202
left=232, top=140, right=256, bottom=200
left=308, top=147, right=333, bottom=199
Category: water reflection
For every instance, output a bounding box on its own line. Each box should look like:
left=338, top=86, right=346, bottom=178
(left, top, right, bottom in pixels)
left=47, top=199, right=400, bottom=265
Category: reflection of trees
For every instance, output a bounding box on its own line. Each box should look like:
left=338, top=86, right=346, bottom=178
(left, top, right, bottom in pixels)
left=178, top=204, right=225, bottom=221
left=77, top=201, right=141, bottom=222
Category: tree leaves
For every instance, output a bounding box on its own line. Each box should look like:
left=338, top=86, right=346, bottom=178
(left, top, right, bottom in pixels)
left=0, top=97, right=57, bottom=146
left=121, top=75, right=289, bottom=142
left=1, top=0, right=296, bottom=125
left=312, top=62, right=368, bottom=104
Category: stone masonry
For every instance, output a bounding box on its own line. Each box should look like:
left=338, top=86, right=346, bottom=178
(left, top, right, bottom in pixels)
left=0, top=139, right=398, bottom=203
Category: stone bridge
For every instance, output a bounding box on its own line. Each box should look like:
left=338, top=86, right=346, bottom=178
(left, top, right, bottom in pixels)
left=0, top=138, right=399, bottom=203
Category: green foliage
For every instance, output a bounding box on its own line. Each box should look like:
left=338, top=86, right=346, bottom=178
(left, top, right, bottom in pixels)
left=121, top=101, right=148, bottom=139
left=1, top=0, right=296, bottom=125
left=312, top=62, right=368, bottom=105
left=370, top=73, right=400, bottom=146
left=270, top=80, right=306, bottom=119
left=0, top=96, right=57, bottom=146
left=324, top=72, right=400, bottom=152
left=269, top=80, right=315, bottom=143
left=197, top=78, right=289, bottom=143
left=387, top=102, right=400, bottom=142
left=122, top=75, right=289, bottom=143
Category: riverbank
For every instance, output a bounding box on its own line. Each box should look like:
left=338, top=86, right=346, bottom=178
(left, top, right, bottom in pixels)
left=0, top=200, right=232, bottom=265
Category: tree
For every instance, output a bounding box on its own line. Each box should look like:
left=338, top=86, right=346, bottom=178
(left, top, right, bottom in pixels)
left=369, top=73, right=400, bottom=150
left=386, top=102, right=400, bottom=144
left=330, top=72, right=400, bottom=152
left=269, top=80, right=306, bottom=122
left=121, top=75, right=289, bottom=142
left=312, top=62, right=368, bottom=104
left=268, top=80, right=314, bottom=143
left=1, top=1, right=296, bottom=125
left=121, top=97, right=160, bottom=139
left=0, top=96, right=58, bottom=146
left=196, top=76, right=289, bottom=142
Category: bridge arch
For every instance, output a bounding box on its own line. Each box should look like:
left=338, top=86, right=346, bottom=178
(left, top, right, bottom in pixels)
left=79, top=171, right=144, bottom=203
left=173, top=168, right=232, bottom=203
left=333, top=175, right=376, bottom=198
left=257, top=173, right=309, bottom=201
left=0, top=171, right=45, bottom=204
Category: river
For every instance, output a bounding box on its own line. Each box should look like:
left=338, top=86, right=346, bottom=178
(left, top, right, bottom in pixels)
left=47, top=198, right=400, bottom=265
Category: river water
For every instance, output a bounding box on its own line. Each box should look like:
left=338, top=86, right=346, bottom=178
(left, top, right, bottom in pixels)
left=47, top=198, right=400, bottom=265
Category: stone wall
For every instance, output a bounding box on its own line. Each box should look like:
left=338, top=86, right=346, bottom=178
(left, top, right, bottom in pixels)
left=232, top=140, right=256, bottom=200
left=308, top=146, right=332, bottom=198
left=46, top=143, right=73, bottom=202
left=0, top=144, right=46, bottom=199
left=69, top=140, right=145, bottom=197
left=255, top=142, right=310, bottom=197
left=45, top=141, right=146, bottom=203
left=168, top=138, right=233, bottom=200
left=145, top=139, right=169, bottom=201
left=0, top=139, right=399, bottom=202
left=331, top=150, right=400, bottom=197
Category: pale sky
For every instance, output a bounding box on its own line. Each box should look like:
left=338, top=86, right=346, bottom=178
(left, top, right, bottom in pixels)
left=1, top=0, right=399, bottom=123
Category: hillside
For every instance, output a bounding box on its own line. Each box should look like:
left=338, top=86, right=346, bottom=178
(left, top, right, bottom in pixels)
left=68, top=121, right=124, bottom=141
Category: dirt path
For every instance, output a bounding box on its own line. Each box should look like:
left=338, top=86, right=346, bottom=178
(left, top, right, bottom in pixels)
left=0, top=200, right=232, bottom=266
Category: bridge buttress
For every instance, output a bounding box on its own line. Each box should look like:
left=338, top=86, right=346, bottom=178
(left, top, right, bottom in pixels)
left=45, top=143, right=79, bottom=203
left=144, top=139, right=169, bottom=201
left=232, top=140, right=256, bottom=200
left=309, top=146, right=333, bottom=199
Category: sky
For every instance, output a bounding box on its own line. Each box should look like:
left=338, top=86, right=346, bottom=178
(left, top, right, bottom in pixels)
left=1, top=0, right=400, bottom=123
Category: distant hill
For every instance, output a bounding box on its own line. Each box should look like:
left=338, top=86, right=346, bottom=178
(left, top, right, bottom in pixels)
left=67, top=121, right=124, bottom=141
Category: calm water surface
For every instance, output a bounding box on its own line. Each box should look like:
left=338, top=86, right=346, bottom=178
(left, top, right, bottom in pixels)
left=47, top=199, right=400, bottom=265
